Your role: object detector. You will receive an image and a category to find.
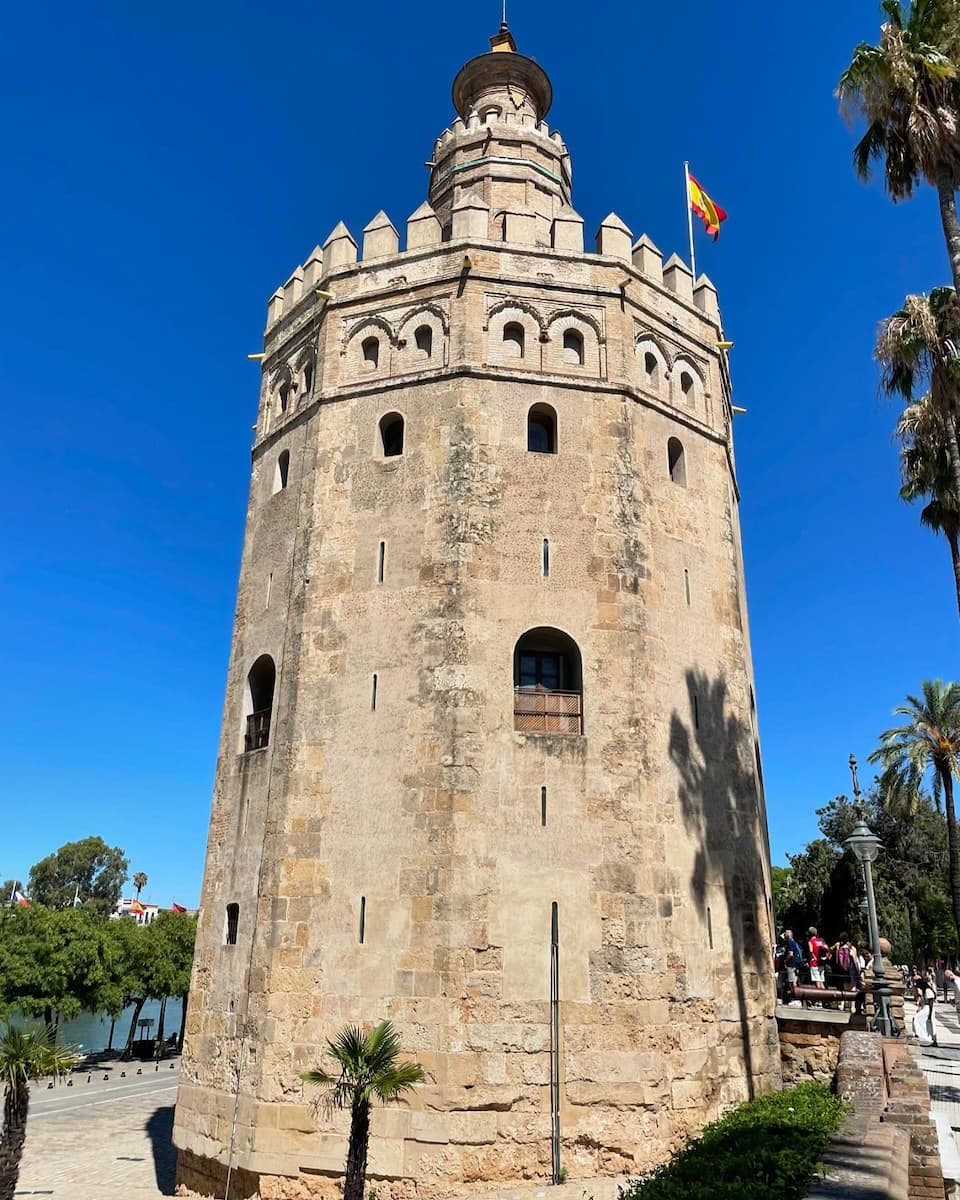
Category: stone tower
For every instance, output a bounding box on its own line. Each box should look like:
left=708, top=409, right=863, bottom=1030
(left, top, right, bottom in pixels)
left=174, top=24, right=780, bottom=1198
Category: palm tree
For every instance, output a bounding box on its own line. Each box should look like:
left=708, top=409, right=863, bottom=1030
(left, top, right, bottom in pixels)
left=877, top=287, right=960, bottom=617
left=838, top=0, right=960, bottom=294
left=132, top=872, right=148, bottom=899
left=301, top=1021, right=424, bottom=1200
left=897, top=392, right=960, bottom=613
left=0, top=1028, right=77, bottom=1200
left=869, top=680, right=960, bottom=945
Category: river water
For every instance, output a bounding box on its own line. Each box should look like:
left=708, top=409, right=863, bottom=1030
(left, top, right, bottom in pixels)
left=10, top=997, right=184, bottom=1052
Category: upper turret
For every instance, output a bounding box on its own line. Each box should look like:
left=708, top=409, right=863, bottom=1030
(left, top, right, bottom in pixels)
left=428, top=23, right=571, bottom=238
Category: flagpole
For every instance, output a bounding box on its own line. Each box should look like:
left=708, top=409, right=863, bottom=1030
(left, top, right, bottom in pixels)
left=684, top=161, right=697, bottom=282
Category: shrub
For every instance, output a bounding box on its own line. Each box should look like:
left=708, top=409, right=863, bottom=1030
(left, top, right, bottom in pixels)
left=618, top=1081, right=845, bottom=1200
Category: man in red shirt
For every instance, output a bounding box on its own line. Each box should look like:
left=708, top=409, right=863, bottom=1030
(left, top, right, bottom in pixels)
left=808, top=926, right=830, bottom=1003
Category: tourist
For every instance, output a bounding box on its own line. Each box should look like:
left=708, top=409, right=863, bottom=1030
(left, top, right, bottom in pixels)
left=912, top=977, right=939, bottom=1046
left=807, top=926, right=829, bottom=1003
left=834, top=933, right=861, bottom=1012
left=945, top=969, right=960, bottom=1009
left=782, top=929, right=805, bottom=1005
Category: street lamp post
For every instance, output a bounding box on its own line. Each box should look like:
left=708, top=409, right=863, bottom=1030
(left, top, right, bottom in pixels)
left=844, top=756, right=898, bottom=1037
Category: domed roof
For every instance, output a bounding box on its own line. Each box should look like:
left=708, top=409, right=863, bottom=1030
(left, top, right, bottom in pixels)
left=451, top=24, right=553, bottom=121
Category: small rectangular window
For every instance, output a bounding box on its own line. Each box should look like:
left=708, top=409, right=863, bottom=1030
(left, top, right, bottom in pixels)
left=266, top=572, right=273, bottom=609
left=541, top=785, right=547, bottom=827
left=542, top=538, right=550, bottom=578
left=707, top=906, right=713, bottom=950
left=359, top=896, right=366, bottom=944
left=377, top=541, right=385, bottom=584
left=225, top=903, right=239, bottom=946
left=684, top=568, right=691, bottom=606
left=371, top=674, right=378, bottom=711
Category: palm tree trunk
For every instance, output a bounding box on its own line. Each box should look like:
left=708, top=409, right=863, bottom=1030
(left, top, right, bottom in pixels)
left=940, top=414, right=960, bottom=623
left=177, top=994, right=188, bottom=1052
left=947, top=528, right=960, bottom=619
left=343, top=1098, right=371, bottom=1200
left=942, top=768, right=960, bottom=949
left=123, top=997, right=146, bottom=1060
left=937, top=162, right=960, bottom=298
left=156, top=997, right=167, bottom=1057
left=0, top=1083, right=29, bottom=1200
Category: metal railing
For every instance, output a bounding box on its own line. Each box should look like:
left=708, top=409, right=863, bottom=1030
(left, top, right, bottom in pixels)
left=514, top=688, right=582, bottom=735
left=244, top=708, right=271, bottom=752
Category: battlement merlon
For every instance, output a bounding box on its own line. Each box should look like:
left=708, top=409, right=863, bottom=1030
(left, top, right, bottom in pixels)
left=262, top=218, right=726, bottom=341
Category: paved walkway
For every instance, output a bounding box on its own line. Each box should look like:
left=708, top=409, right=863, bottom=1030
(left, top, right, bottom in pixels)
left=15, top=1063, right=179, bottom=1199
left=905, top=994, right=960, bottom=1193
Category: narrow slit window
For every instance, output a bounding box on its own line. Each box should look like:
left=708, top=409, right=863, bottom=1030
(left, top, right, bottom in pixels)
left=542, top=538, right=550, bottom=578
left=541, top=786, right=547, bottom=827
left=377, top=541, right=385, bottom=584
left=562, top=329, right=584, bottom=365
left=371, top=673, right=378, bottom=711
left=684, top=569, right=691, bottom=606
left=707, top=906, right=714, bottom=950
left=359, top=896, right=366, bottom=944
left=266, top=572, right=273, bottom=609
left=680, top=371, right=695, bottom=400
left=225, top=903, right=239, bottom=946
left=303, top=361, right=314, bottom=394
left=279, top=381, right=290, bottom=413
left=693, top=694, right=700, bottom=729
left=667, top=438, right=686, bottom=487
left=274, top=449, right=290, bottom=493
left=503, top=322, right=525, bottom=359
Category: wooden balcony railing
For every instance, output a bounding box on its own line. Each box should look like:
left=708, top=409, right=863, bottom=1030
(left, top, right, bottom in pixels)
left=514, top=687, right=583, bottom=735
left=244, top=707, right=272, bottom=752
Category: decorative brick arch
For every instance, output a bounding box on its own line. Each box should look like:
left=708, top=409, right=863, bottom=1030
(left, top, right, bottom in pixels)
left=545, top=310, right=601, bottom=375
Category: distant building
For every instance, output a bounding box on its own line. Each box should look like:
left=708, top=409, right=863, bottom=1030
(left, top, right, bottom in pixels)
left=175, top=22, right=780, bottom=1198
left=114, top=897, right=159, bottom=925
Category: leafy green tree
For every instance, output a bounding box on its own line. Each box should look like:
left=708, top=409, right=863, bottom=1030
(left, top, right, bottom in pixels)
left=301, top=1022, right=425, bottom=1200
left=132, top=872, right=148, bottom=899
left=870, top=680, right=960, bottom=947
left=0, top=907, right=119, bottom=1037
left=27, top=836, right=128, bottom=917
left=0, top=1028, right=77, bottom=1200
left=838, top=0, right=960, bottom=294
left=897, top=395, right=960, bottom=613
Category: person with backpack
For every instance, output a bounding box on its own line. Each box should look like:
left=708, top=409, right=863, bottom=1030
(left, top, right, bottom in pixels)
left=782, top=929, right=805, bottom=1005
left=807, top=926, right=830, bottom=1004
left=833, top=933, right=861, bottom=1011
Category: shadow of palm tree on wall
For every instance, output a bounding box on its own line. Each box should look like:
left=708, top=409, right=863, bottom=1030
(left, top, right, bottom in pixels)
left=668, top=668, right=773, bottom=1102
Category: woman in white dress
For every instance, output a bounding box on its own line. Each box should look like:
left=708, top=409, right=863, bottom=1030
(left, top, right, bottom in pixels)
left=912, top=981, right=939, bottom=1046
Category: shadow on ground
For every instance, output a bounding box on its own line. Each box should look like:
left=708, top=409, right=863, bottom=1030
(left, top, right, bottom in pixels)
left=145, top=1103, right=177, bottom=1195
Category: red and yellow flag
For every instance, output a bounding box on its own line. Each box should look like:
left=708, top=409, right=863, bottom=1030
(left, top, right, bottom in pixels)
left=688, top=174, right=728, bottom=241
left=130, top=898, right=146, bottom=915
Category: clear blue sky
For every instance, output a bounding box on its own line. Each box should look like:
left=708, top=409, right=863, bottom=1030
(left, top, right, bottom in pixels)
left=2, top=1, right=957, bottom=907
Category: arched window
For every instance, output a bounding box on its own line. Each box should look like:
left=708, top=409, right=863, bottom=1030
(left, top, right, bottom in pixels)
left=513, top=628, right=583, bottom=735
left=643, top=352, right=659, bottom=385
left=562, top=329, right=584, bottom=366
left=274, top=449, right=290, bottom=493
left=244, top=655, right=275, bottom=752
left=667, top=438, right=686, bottom=486
left=680, top=370, right=695, bottom=400
left=503, top=322, right=525, bottom=359
left=527, top=404, right=557, bottom=454
left=302, top=361, right=314, bottom=394
left=379, top=412, right=404, bottom=457
left=225, top=903, right=239, bottom=946
left=278, top=381, right=291, bottom=413
left=414, top=326, right=433, bottom=359
left=362, top=337, right=380, bottom=371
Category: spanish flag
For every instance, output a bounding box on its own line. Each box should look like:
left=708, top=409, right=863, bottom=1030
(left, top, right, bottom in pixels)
left=688, top=174, right=728, bottom=241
